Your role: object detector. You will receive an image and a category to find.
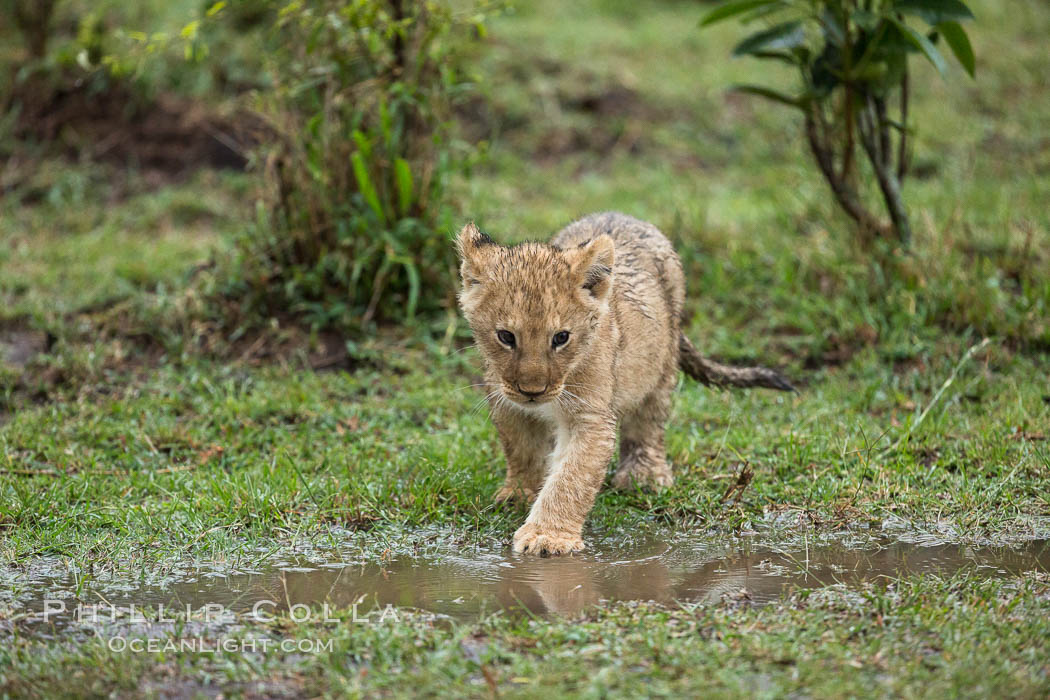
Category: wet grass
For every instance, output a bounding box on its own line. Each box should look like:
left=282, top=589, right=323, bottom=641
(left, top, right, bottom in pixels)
left=3, top=573, right=1049, bottom=697
left=1, top=342, right=1048, bottom=567
left=1, top=0, right=1050, bottom=695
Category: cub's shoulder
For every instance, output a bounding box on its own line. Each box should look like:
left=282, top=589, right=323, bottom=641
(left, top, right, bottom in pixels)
left=552, top=212, right=675, bottom=261
left=551, top=212, right=634, bottom=247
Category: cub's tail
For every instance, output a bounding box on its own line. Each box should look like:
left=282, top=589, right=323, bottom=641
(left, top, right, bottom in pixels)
left=678, top=334, right=795, bottom=392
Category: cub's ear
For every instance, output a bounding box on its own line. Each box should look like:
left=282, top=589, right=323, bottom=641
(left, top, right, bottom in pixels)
left=455, top=222, right=497, bottom=287
left=566, top=235, right=615, bottom=300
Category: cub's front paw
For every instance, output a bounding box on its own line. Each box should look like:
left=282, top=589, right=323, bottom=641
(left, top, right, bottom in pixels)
left=512, top=522, right=584, bottom=556
left=494, top=485, right=538, bottom=504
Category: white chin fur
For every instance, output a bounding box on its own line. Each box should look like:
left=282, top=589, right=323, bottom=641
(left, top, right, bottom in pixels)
left=509, top=399, right=558, bottom=423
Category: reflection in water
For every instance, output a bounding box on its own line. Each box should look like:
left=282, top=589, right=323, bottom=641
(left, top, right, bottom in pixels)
left=9, top=534, right=1050, bottom=630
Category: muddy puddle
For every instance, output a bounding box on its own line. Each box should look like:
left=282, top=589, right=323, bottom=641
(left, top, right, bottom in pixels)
left=5, top=532, right=1048, bottom=636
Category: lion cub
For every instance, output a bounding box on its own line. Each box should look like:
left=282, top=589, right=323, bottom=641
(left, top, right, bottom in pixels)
left=456, top=212, right=791, bottom=555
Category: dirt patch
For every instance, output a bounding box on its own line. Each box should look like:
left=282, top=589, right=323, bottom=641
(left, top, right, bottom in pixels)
left=537, top=82, right=665, bottom=164
left=795, top=324, right=879, bottom=370
left=532, top=122, right=644, bottom=164
left=0, top=300, right=378, bottom=414
left=209, top=326, right=359, bottom=373
left=764, top=323, right=876, bottom=374
left=3, top=74, right=260, bottom=194
left=0, top=320, right=51, bottom=368
left=456, top=65, right=670, bottom=165
left=0, top=319, right=54, bottom=422
left=559, top=83, right=652, bottom=119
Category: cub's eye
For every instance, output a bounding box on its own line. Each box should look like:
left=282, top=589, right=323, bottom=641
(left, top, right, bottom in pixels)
left=496, top=330, right=516, bottom=347
left=552, top=330, right=570, bottom=348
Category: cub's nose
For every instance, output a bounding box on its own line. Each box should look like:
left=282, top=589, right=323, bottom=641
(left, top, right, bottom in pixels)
left=517, top=384, right=547, bottom=398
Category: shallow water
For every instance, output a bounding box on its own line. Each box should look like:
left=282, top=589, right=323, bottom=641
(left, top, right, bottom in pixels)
left=7, top=532, right=1049, bottom=635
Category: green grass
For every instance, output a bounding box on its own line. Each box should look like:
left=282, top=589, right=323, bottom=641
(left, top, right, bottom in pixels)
left=3, top=574, right=1049, bottom=697
left=2, top=0, right=1050, bottom=695
left=1, top=342, right=1047, bottom=566
left=0, top=169, right=246, bottom=319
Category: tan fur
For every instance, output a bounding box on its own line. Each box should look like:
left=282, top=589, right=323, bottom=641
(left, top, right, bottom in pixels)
left=457, top=212, right=791, bottom=555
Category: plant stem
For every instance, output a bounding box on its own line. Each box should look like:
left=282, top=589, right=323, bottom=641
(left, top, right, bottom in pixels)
left=804, top=106, right=888, bottom=241
left=859, top=98, right=912, bottom=246
left=875, top=96, right=891, bottom=168
left=897, top=64, right=910, bottom=181
left=12, top=0, right=55, bottom=59
left=840, top=6, right=855, bottom=181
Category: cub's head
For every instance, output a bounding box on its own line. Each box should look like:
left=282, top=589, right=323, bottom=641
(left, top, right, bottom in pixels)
left=455, top=222, right=615, bottom=408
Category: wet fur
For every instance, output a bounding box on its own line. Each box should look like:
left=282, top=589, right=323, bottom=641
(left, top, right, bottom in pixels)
left=457, top=212, right=791, bottom=555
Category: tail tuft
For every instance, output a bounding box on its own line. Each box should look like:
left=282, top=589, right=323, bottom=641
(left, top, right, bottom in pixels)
left=678, top=334, right=795, bottom=392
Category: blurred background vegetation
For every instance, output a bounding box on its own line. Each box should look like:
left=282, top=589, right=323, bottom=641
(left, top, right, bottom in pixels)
left=0, top=0, right=1047, bottom=400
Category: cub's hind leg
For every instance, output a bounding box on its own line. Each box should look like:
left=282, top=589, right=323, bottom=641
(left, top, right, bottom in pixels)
left=491, top=409, right=554, bottom=504
left=612, top=376, right=675, bottom=491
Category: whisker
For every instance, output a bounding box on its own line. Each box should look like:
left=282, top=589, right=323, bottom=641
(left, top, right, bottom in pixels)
left=561, top=389, right=594, bottom=410
left=450, top=343, right=478, bottom=356
left=557, top=391, right=582, bottom=414
left=469, top=389, right=501, bottom=416
left=453, top=382, right=492, bottom=394
left=561, top=383, right=598, bottom=399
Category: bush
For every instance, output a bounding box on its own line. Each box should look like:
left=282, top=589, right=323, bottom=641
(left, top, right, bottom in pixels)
left=702, top=0, right=977, bottom=247
left=225, top=0, right=486, bottom=332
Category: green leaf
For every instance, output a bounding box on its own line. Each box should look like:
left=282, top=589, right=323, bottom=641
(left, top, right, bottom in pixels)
left=350, top=240, right=381, bottom=292
left=351, top=152, right=386, bottom=225
left=305, top=143, right=324, bottom=183
left=852, top=10, right=880, bottom=32
left=368, top=256, right=393, bottom=314
left=730, top=84, right=806, bottom=109
left=854, top=60, right=890, bottom=82
left=733, top=21, right=805, bottom=56
left=750, top=50, right=804, bottom=66
left=889, top=18, right=948, bottom=76
left=394, top=157, right=414, bottom=215
left=893, top=0, right=974, bottom=25
left=820, top=9, right=846, bottom=45
left=937, top=21, right=975, bottom=77
left=306, top=143, right=321, bottom=183
left=306, top=113, right=323, bottom=139
left=351, top=129, right=372, bottom=161
left=399, top=258, right=421, bottom=319
left=743, top=1, right=789, bottom=23
left=700, top=0, right=779, bottom=27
